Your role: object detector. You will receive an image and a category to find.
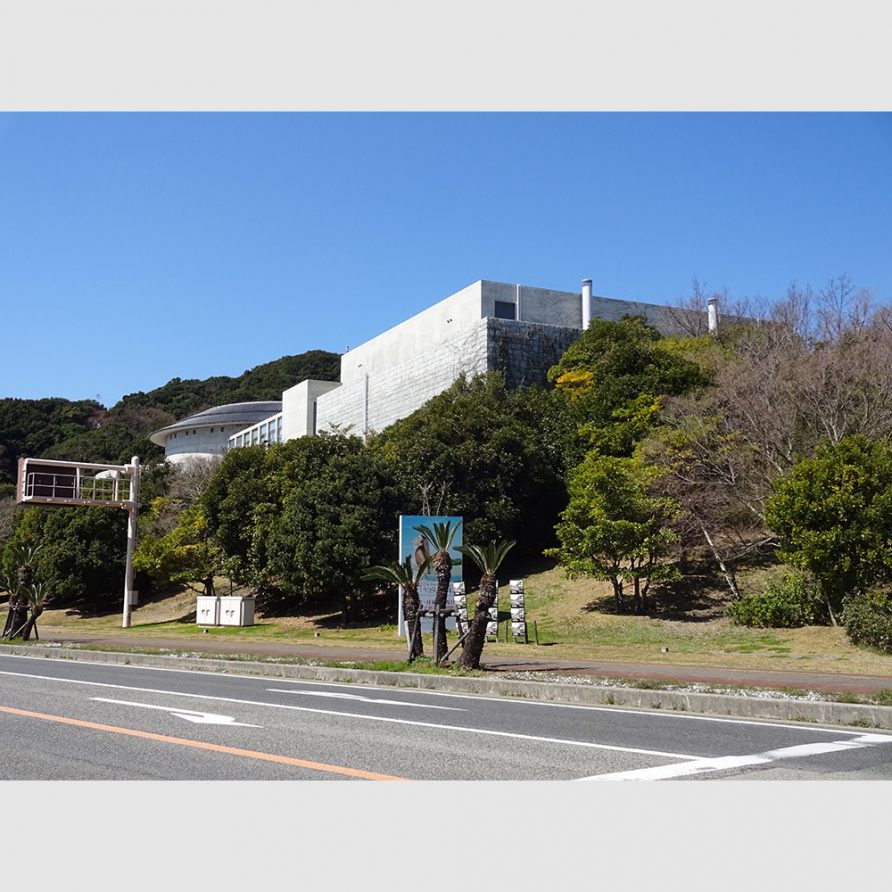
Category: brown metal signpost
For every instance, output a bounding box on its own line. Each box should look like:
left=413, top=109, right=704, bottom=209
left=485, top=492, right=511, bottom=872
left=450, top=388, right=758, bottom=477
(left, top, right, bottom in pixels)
left=16, top=455, right=141, bottom=628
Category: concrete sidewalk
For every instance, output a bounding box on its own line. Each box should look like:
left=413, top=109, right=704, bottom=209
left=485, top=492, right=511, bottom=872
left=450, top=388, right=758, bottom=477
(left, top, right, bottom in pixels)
left=32, top=630, right=892, bottom=695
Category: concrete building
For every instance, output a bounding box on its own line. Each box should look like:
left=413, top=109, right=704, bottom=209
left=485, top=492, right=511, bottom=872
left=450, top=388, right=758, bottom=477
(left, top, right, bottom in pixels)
left=151, top=277, right=705, bottom=461
left=275, top=278, right=690, bottom=440
left=149, top=401, right=283, bottom=464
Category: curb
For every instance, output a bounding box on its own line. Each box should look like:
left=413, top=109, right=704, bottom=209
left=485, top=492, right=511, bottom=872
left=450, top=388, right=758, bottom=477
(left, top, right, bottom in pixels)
left=5, top=643, right=892, bottom=731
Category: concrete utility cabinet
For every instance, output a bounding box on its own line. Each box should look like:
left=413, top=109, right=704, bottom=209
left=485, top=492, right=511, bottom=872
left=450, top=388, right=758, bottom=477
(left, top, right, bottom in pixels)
left=219, top=596, right=255, bottom=627
left=196, top=596, right=221, bottom=626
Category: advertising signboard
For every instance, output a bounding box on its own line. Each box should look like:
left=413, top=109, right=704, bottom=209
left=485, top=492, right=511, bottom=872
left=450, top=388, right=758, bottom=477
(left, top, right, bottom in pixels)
left=397, top=514, right=462, bottom=636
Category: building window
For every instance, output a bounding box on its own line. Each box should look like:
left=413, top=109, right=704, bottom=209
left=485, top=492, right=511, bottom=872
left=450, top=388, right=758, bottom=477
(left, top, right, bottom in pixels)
left=494, top=300, right=517, bottom=320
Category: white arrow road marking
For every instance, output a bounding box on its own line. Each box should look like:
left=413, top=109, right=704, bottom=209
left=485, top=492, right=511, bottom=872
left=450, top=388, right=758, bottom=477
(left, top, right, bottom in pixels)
left=0, top=669, right=699, bottom=758
left=91, top=697, right=262, bottom=727
left=581, top=733, right=892, bottom=780
left=266, top=689, right=465, bottom=711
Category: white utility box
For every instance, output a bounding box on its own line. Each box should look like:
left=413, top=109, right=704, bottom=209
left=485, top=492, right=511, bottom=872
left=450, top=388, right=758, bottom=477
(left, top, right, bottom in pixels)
left=196, top=596, right=220, bottom=626
left=219, top=596, right=255, bottom=627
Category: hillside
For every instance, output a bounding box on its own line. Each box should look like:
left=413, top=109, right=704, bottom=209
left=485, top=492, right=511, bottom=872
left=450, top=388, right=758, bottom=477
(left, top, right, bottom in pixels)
left=0, top=349, right=341, bottom=494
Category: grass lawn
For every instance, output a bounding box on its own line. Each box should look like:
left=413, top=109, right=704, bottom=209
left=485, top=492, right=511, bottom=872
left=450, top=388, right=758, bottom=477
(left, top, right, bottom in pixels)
left=22, top=562, right=892, bottom=678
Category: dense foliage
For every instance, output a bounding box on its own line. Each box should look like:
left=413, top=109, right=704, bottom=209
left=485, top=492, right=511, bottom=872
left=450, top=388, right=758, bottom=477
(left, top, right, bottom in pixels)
left=766, top=436, right=892, bottom=615
left=0, top=397, right=104, bottom=493
left=841, top=592, right=892, bottom=654
left=726, top=571, right=827, bottom=628
left=548, top=315, right=709, bottom=462
left=116, top=350, right=340, bottom=420
left=369, top=373, right=569, bottom=554
left=3, top=505, right=127, bottom=610
left=203, top=435, right=400, bottom=619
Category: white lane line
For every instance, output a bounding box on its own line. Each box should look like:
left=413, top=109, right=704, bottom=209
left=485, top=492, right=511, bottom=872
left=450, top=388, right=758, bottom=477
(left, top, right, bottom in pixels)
left=581, top=734, right=892, bottom=781
left=2, top=658, right=886, bottom=737
left=91, top=697, right=262, bottom=727
left=0, top=669, right=698, bottom=761
left=266, top=689, right=464, bottom=711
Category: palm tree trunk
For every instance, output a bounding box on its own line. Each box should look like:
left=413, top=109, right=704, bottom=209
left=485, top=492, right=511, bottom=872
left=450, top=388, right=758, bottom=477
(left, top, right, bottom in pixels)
left=458, top=574, right=496, bottom=670
left=3, top=594, right=29, bottom=640
left=433, top=553, right=451, bottom=663
left=403, top=587, right=424, bottom=658
left=20, top=606, right=43, bottom=642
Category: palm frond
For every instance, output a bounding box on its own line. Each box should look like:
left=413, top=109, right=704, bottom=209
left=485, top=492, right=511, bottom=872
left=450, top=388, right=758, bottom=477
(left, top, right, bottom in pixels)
left=25, top=582, right=50, bottom=609
left=414, top=520, right=462, bottom=554
left=457, top=539, right=516, bottom=575
left=362, top=555, right=431, bottom=587
left=12, top=543, right=42, bottom=565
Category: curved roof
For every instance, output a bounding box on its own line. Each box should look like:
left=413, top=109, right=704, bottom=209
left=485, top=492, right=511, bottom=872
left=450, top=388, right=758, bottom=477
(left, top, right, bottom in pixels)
left=149, top=401, right=282, bottom=446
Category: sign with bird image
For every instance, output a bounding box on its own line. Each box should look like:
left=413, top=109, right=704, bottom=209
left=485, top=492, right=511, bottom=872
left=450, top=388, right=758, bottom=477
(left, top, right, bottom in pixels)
left=397, top=515, right=462, bottom=636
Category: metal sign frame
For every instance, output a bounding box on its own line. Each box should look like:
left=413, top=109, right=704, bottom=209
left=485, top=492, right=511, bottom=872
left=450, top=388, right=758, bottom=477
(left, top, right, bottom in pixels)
left=16, top=456, right=141, bottom=629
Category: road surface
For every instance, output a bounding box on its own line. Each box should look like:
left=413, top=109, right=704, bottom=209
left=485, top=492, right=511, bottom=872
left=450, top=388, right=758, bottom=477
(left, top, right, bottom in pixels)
left=2, top=653, right=890, bottom=780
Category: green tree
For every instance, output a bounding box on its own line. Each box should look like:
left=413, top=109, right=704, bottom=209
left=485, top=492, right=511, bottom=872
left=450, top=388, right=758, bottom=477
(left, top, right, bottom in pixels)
left=3, top=506, right=127, bottom=611
left=766, top=435, right=892, bottom=623
left=370, top=373, right=569, bottom=554
left=546, top=452, right=678, bottom=614
left=202, top=446, right=274, bottom=577
left=548, top=316, right=709, bottom=461
left=265, top=436, right=399, bottom=621
left=134, top=502, right=224, bottom=596
left=203, top=434, right=400, bottom=620
left=456, top=539, right=515, bottom=670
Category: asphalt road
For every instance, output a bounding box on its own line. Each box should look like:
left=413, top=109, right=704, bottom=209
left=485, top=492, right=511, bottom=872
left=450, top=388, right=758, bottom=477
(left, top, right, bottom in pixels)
left=2, top=653, right=891, bottom=781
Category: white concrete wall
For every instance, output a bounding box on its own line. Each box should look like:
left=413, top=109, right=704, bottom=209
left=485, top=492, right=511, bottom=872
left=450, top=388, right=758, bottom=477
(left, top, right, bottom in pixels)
left=481, top=280, right=689, bottom=334
left=481, top=281, right=582, bottom=328
left=590, top=295, right=681, bottom=333
left=282, top=379, right=343, bottom=438
left=316, top=319, right=490, bottom=436
left=162, top=425, right=243, bottom=462
left=339, top=281, right=484, bottom=385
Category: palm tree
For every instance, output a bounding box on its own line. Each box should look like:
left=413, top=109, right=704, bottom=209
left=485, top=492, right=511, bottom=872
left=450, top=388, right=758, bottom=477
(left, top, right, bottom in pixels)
left=456, top=539, right=515, bottom=670
left=414, top=521, right=462, bottom=663
left=2, top=544, right=41, bottom=640
left=18, top=582, right=50, bottom=641
left=362, top=556, right=431, bottom=660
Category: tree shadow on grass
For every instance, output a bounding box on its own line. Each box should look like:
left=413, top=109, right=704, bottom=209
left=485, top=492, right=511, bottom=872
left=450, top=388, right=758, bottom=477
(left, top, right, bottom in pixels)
left=651, top=573, right=730, bottom=622
left=580, top=566, right=731, bottom=623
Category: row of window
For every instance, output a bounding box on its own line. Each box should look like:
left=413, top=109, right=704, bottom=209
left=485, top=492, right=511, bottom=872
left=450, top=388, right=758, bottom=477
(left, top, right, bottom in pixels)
left=228, top=414, right=283, bottom=449
left=169, top=426, right=232, bottom=440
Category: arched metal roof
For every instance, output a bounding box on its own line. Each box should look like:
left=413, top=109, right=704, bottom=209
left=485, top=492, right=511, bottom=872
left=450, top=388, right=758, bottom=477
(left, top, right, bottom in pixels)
left=149, top=401, right=282, bottom=446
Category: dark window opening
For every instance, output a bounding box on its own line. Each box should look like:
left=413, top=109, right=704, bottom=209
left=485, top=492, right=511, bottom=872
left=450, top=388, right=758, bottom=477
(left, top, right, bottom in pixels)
left=494, top=300, right=517, bottom=320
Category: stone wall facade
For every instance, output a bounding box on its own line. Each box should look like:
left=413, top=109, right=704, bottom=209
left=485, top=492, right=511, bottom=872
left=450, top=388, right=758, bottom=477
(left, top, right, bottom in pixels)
left=485, top=319, right=580, bottom=389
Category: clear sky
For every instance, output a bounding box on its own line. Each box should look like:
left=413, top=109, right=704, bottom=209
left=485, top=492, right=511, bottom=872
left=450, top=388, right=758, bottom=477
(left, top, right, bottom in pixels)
left=1, top=112, right=890, bottom=407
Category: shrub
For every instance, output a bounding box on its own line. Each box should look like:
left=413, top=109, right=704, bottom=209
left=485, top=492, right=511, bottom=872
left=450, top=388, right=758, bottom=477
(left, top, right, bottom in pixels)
left=842, top=591, right=892, bottom=653
left=727, top=571, right=827, bottom=628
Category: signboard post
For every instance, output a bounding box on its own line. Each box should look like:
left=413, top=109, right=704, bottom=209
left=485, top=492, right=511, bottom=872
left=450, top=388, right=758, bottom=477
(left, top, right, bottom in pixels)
left=396, top=515, right=462, bottom=637
left=17, top=455, right=141, bottom=629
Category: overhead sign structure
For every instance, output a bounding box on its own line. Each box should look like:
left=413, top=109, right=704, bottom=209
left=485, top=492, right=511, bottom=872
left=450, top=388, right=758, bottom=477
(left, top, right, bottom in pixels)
left=397, top=514, right=462, bottom=637
left=16, top=456, right=141, bottom=629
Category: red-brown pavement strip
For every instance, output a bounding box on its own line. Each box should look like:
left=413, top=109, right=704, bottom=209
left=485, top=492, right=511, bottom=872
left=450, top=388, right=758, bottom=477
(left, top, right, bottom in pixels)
left=31, top=632, right=892, bottom=695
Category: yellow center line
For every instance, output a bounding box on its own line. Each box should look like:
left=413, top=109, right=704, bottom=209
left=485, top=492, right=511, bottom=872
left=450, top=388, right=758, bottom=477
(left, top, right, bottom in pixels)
left=0, top=704, right=408, bottom=781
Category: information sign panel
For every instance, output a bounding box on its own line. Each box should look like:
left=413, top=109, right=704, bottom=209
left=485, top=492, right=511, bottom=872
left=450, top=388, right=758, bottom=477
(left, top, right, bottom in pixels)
left=397, top=515, right=462, bottom=636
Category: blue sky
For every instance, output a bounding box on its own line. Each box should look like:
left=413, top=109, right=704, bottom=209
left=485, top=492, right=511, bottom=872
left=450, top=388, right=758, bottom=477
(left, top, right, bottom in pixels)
left=1, top=112, right=890, bottom=407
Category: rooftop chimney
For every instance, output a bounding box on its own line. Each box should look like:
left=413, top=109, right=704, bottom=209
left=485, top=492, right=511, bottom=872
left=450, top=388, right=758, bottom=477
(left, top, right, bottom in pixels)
left=707, top=296, right=719, bottom=334
left=581, top=279, right=593, bottom=329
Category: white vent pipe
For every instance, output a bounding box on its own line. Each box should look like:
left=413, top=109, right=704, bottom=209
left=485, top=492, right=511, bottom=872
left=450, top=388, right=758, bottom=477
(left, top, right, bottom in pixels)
left=707, top=296, right=719, bottom=334
left=581, top=279, right=593, bottom=329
